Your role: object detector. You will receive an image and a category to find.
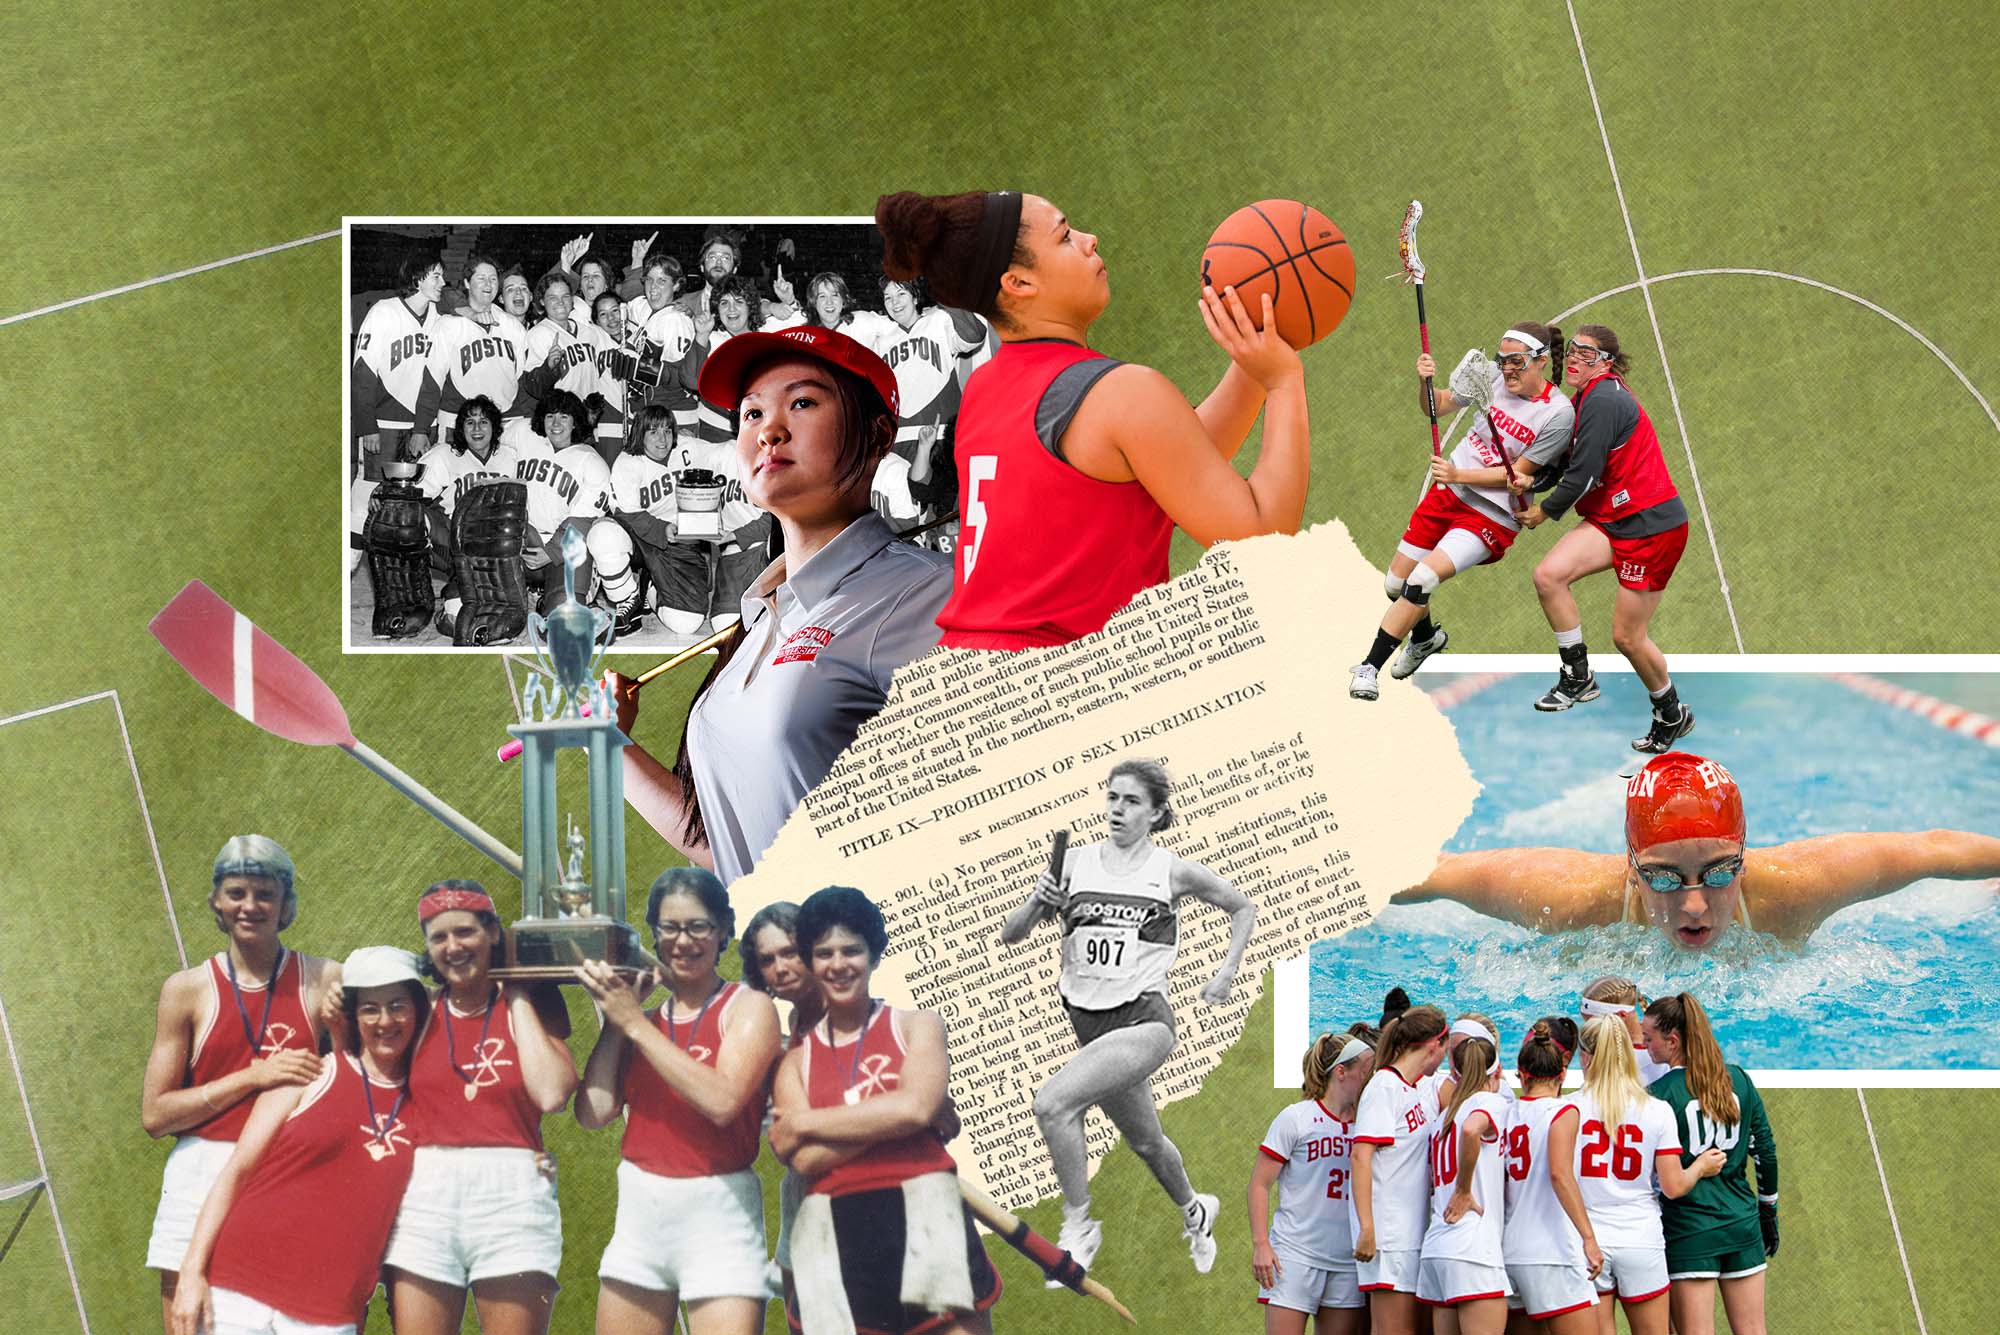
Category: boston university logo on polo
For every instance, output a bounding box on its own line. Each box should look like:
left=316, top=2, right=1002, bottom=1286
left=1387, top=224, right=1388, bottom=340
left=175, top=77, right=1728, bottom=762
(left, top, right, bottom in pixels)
left=772, top=625, right=834, bottom=666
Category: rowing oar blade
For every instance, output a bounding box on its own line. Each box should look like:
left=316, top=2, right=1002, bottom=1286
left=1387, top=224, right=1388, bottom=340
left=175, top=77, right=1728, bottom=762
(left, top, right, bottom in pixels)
left=958, top=1180, right=1136, bottom=1323
left=149, top=580, right=525, bottom=880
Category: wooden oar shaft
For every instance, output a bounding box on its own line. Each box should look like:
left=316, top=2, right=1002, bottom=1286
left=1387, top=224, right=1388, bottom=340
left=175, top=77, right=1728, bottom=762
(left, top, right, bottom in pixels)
left=343, top=740, right=525, bottom=880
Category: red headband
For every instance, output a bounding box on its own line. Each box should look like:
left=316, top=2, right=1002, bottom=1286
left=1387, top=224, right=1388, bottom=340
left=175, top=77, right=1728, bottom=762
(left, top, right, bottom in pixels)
left=1625, top=752, right=1744, bottom=850
left=419, top=887, right=495, bottom=923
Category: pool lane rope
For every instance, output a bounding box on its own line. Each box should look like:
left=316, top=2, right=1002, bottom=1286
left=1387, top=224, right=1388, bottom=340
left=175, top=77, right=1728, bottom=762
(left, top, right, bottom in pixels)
left=1827, top=674, right=2000, bottom=747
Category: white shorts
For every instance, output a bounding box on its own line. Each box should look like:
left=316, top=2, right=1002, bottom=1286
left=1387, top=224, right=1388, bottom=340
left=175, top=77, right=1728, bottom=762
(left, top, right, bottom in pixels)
left=1416, top=1256, right=1510, bottom=1305
left=774, top=1167, right=805, bottom=1272
left=1506, top=1262, right=1599, bottom=1320
left=1356, top=1246, right=1420, bottom=1295
left=1595, top=1243, right=1670, bottom=1301
left=383, top=1146, right=562, bottom=1286
left=210, top=1285, right=355, bottom=1335
left=598, top=1162, right=767, bottom=1301
left=148, top=1137, right=236, bottom=1272
left=1259, top=1256, right=1365, bottom=1312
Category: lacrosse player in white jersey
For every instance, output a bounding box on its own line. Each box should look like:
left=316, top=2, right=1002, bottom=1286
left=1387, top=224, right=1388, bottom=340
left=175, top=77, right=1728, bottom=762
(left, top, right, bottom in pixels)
left=1352, top=320, right=1574, bottom=700
left=1251, top=1030, right=1378, bottom=1335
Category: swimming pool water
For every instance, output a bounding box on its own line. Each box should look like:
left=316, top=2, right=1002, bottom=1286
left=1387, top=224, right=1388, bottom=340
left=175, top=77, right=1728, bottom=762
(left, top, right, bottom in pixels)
left=1309, top=673, right=2000, bottom=1069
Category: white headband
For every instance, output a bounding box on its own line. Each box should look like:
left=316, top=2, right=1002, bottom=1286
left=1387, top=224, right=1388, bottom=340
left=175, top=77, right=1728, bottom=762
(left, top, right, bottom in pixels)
left=1335, top=1036, right=1372, bottom=1066
left=1501, top=328, right=1548, bottom=354
left=1449, top=1019, right=1498, bottom=1048
left=1581, top=998, right=1636, bottom=1018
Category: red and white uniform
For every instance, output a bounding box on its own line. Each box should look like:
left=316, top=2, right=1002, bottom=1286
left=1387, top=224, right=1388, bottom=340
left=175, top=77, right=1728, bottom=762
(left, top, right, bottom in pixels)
left=407, top=988, right=543, bottom=1150
left=1571, top=373, right=1676, bottom=525
left=412, top=439, right=524, bottom=517
left=801, top=1005, right=955, bottom=1197
left=1350, top=1066, right=1437, bottom=1291
left=184, top=951, right=317, bottom=1143
left=523, top=317, right=600, bottom=402
left=514, top=438, right=613, bottom=542
left=423, top=308, right=529, bottom=433
left=1420, top=1093, right=1509, bottom=1268
left=353, top=296, right=439, bottom=433
left=1503, top=1096, right=1586, bottom=1262
left=207, top=1054, right=418, bottom=1328
left=619, top=982, right=764, bottom=1178
left=1259, top=1099, right=1358, bottom=1267
left=1448, top=372, right=1574, bottom=528
left=939, top=340, right=1174, bottom=649
left=1571, top=1088, right=1680, bottom=1257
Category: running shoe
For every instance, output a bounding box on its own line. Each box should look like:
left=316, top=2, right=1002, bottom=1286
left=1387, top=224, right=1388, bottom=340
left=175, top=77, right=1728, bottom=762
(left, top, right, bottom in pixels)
left=1048, top=1210, right=1103, bottom=1288
left=1389, top=624, right=1449, bottom=679
left=1632, top=705, right=1696, bottom=753
left=1348, top=663, right=1380, bottom=700
left=1534, top=668, right=1600, bottom=712
left=1184, top=1192, right=1219, bottom=1273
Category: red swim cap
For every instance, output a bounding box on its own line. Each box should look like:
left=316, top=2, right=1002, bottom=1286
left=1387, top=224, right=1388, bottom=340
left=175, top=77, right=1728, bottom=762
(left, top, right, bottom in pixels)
left=1624, top=752, right=1745, bottom=850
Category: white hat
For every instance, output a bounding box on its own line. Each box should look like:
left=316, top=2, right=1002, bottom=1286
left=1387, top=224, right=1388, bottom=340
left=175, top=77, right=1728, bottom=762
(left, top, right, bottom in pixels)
left=342, top=946, right=422, bottom=989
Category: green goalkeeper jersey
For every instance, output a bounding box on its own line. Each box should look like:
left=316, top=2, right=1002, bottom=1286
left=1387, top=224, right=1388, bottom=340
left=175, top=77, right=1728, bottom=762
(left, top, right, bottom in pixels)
left=1648, top=1064, right=1778, bottom=1246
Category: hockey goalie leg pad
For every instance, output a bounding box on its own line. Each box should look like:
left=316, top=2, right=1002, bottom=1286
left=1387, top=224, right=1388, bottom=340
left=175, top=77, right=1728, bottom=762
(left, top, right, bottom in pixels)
left=363, top=478, right=434, bottom=639
left=450, top=482, right=531, bottom=646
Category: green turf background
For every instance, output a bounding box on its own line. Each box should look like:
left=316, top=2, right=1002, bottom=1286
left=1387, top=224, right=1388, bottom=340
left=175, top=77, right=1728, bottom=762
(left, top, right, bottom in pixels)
left=3, top=1, right=1996, bottom=1330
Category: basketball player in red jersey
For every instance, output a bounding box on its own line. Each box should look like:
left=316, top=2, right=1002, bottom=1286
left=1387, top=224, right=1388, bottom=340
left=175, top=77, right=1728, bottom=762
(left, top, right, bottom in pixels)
left=769, top=886, right=1001, bottom=1335
left=1519, top=326, right=1694, bottom=752
left=142, top=835, right=339, bottom=1335
left=576, top=868, right=782, bottom=1335
left=376, top=882, right=577, bottom=1335
left=875, top=190, right=1313, bottom=649
left=1396, top=751, right=2000, bottom=950
left=170, top=946, right=428, bottom=1335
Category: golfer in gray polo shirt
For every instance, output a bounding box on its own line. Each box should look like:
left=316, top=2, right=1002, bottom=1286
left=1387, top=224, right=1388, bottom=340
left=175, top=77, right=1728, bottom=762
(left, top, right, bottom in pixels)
left=613, top=326, right=951, bottom=884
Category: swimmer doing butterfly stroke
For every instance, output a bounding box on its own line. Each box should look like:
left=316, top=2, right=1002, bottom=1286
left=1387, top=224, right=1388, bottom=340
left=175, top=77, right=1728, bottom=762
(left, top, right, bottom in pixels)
left=1397, top=752, right=2000, bottom=950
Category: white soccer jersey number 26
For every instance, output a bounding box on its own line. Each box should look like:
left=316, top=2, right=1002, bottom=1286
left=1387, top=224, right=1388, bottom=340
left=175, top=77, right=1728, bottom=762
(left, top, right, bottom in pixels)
left=961, top=455, right=998, bottom=579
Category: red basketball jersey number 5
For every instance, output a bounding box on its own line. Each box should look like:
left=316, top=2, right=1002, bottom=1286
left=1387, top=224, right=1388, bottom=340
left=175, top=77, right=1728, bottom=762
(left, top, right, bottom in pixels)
left=961, top=455, right=999, bottom=579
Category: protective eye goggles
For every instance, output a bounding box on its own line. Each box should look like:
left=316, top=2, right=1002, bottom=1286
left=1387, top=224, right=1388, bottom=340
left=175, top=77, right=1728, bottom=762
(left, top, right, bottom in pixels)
left=1630, top=854, right=1744, bottom=894
left=1566, top=345, right=1609, bottom=364
left=1493, top=351, right=1542, bottom=371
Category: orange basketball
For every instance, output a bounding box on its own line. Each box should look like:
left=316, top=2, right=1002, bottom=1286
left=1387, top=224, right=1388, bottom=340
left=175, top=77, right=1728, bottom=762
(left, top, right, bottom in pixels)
left=1200, top=201, right=1355, bottom=349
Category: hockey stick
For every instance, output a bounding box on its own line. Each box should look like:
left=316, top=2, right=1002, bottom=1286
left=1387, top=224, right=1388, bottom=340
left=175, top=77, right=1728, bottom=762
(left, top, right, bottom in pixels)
left=495, top=622, right=740, bottom=763
left=1398, top=201, right=1445, bottom=490
left=149, top=580, right=525, bottom=880
left=958, top=1179, right=1137, bottom=1323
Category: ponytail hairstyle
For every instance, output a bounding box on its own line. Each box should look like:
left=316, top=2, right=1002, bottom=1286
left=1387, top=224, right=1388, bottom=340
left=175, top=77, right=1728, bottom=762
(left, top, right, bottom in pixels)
left=1439, top=1037, right=1498, bottom=1134
left=1582, top=975, right=1643, bottom=1008
left=875, top=190, right=1034, bottom=327
left=1573, top=323, right=1632, bottom=377
left=1645, top=993, right=1737, bottom=1124
left=1301, top=1032, right=1343, bottom=1100
left=1375, top=1004, right=1447, bottom=1071
left=1579, top=1014, right=1647, bottom=1130
left=1518, top=1016, right=1580, bottom=1086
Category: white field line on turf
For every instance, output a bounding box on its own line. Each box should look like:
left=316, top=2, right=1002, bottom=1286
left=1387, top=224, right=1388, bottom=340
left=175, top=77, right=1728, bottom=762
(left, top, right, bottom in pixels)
left=1564, top=0, right=1744, bottom=654
left=1826, top=672, right=2000, bottom=747
left=0, top=230, right=339, bottom=329
left=0, top=993, right=91, bottom=1333
left=1, top=690, right=185, bottom=965
left=1553, top=269, right=2000, bottom=438
left=1856, top=1089, right=1929, bottom=1334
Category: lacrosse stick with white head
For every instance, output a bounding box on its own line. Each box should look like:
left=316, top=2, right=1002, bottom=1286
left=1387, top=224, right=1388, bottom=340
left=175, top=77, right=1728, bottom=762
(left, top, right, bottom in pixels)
left=1398, top=201, right=1445, bottom=488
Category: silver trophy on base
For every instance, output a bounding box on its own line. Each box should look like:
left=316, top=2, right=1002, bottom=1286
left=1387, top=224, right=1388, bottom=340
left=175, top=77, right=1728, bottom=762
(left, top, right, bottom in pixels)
left=493, top=529, right=655, bottom=980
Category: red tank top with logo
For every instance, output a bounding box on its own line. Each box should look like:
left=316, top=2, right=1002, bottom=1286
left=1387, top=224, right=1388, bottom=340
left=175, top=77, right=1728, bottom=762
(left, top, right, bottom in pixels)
left=1572, top=372, right=1678, bottom=523
left=208, top=1053, right=418, bottom=1326
left=803, top=1005, right=956, bottom=1197
left=620, top=981, right=765, bottom=1178
left=407, top=985, right=543, bottom=1151
left=186, top=951, right=317, bottom=1142
left=939, top=340, right=1175, bottom=649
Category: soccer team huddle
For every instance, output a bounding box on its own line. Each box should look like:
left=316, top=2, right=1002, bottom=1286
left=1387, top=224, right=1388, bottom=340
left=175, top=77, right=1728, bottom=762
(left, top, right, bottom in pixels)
left=349, top=227, right=992, bottom=646
left=1251, top=985, right=1779, bottom=1335
left=146, top=839, right=998, bottom=1335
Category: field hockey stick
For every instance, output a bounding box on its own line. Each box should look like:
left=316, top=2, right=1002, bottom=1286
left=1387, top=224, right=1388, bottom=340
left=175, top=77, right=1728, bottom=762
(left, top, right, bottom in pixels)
left=957, top=1179, right=1137, bottom=1323
left=150, top=579, right=525, bottom=881
left=495, top=623, right=740, bottom=763
left=1398, top=200, right=1445, bottom=489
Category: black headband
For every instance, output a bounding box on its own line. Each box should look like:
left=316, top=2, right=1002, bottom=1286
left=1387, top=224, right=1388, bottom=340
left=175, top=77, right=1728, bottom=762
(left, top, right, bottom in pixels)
left=968, top=190, right=1023, bottom=312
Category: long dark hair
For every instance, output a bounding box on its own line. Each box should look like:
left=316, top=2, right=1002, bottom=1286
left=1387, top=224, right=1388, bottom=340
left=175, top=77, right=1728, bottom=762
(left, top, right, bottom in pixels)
left=1518, top=1016, right=1580, bottom=1086
left=1375, top=1004, right=1446, bottom=1070
left=875, top=190, right=1033, bottom=325
left=1645, top=993, right=1737, bottom=1123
